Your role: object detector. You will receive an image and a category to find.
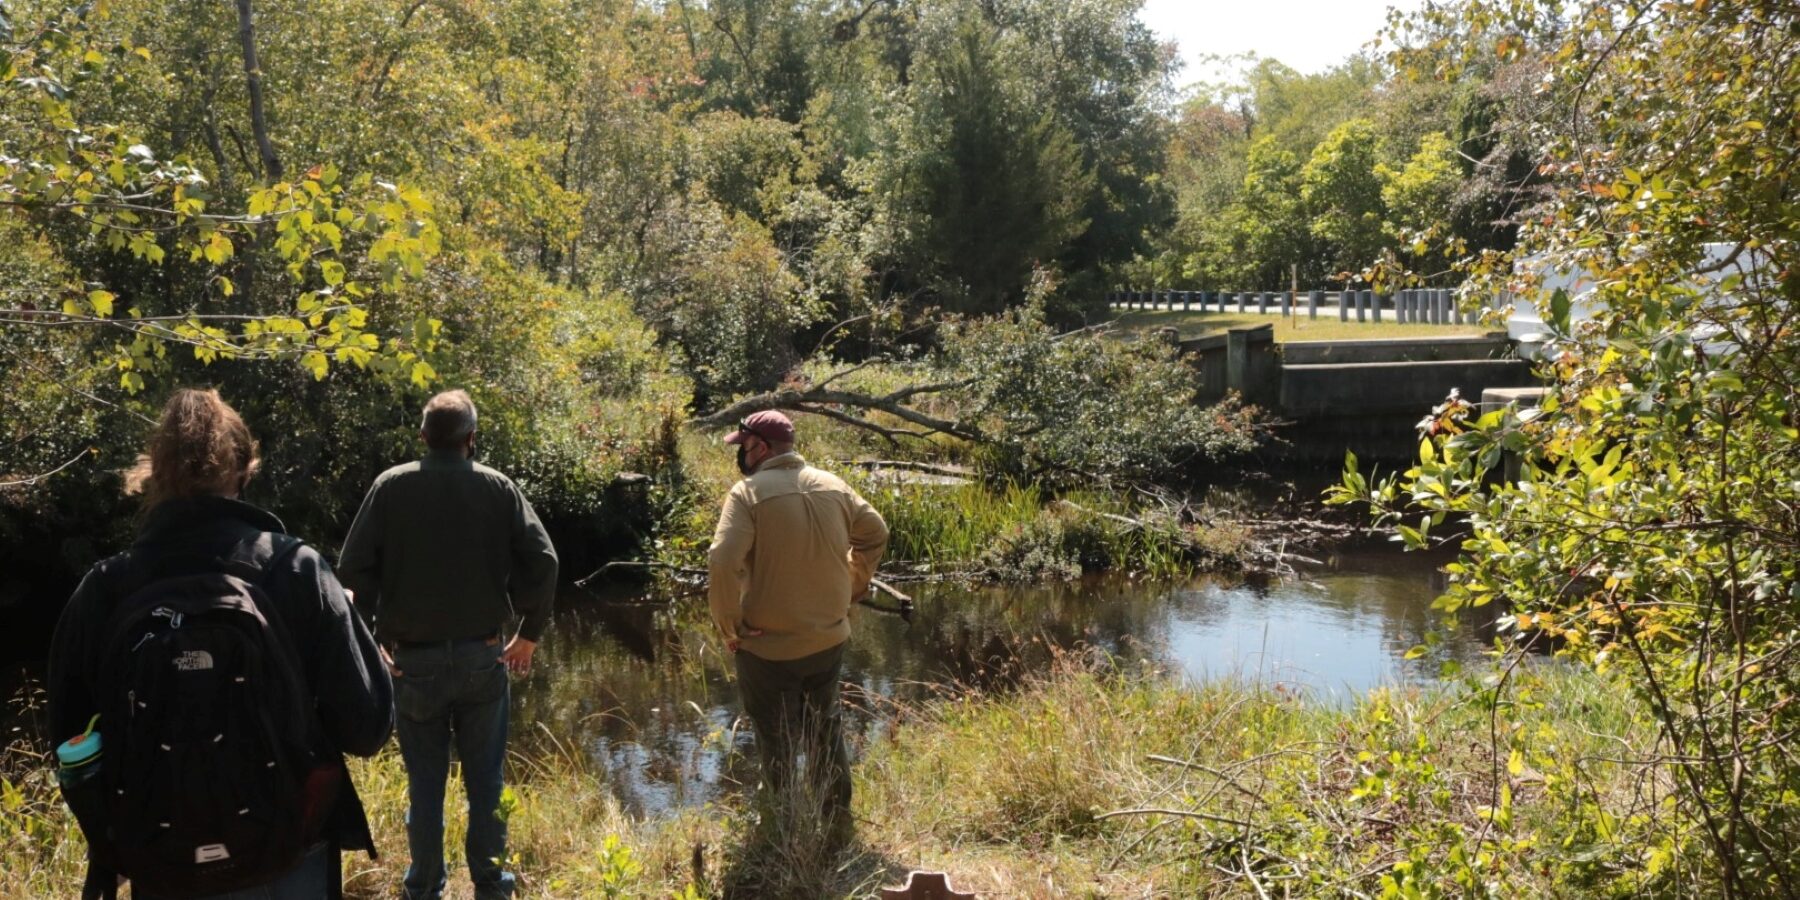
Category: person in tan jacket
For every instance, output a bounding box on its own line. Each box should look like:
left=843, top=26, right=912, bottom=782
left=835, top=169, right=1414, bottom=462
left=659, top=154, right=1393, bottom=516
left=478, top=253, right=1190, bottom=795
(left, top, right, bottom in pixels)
left=708, top=410, right=888, bottom=831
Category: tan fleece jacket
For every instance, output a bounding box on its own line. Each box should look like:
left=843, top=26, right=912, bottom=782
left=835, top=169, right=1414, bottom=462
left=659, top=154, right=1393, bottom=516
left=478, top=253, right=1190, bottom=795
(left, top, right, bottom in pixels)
left=707, top=453, right=889, bottom=660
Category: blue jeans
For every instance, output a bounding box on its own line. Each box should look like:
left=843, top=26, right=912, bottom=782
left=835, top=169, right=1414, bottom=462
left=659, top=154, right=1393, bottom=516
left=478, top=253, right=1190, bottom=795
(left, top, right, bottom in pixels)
left=138, top=842, right=331, bottom=899
left=392, top=638, right=514, bottom=900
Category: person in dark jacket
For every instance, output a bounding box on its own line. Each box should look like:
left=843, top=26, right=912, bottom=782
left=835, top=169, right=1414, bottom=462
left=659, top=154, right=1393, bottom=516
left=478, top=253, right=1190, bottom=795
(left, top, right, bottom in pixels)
left=47, top=387, right=393, bottom=900
left=338, top=389, right=558, bottom=900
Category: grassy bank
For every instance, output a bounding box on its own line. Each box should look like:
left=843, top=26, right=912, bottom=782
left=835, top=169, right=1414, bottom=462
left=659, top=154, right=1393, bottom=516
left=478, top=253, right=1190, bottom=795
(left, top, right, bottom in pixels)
left=5, top=658, right=1698, bottom=898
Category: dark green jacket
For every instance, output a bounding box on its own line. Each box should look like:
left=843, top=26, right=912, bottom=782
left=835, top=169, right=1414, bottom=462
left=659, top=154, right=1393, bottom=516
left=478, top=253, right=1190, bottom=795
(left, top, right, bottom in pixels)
left=337, top=448, right=559, bottom=643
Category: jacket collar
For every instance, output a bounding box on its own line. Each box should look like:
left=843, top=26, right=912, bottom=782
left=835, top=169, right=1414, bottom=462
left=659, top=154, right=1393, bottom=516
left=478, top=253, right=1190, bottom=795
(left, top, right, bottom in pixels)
left=423, top=447, right=474, bottom=469
left=754, top=451, right=806, bottom=474
left=137, top=495, right=287, bottom=544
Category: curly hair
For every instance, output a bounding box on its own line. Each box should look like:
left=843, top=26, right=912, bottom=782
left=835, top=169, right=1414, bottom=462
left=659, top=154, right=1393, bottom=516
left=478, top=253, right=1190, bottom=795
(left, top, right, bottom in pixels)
left=124, top=388, right=261, bottom=508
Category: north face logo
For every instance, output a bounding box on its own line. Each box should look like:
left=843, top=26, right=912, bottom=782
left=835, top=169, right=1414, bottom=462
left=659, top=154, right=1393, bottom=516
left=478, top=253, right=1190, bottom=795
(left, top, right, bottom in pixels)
left=173, top=650, right=215, bottom=671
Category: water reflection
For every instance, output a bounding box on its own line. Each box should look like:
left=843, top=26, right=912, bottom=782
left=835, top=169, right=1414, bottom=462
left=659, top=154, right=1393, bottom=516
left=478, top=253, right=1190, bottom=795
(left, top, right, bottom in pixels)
left=514, top=544, right=1477, bottom=817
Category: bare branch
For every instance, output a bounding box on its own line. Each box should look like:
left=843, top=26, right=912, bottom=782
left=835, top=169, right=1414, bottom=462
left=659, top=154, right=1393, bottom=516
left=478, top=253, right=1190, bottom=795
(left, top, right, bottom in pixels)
left=1095, top=807, right=1254, bottom=828
left=0, top=446, right=96, bottom=491
left=798, top=404, right=919, bottom=446
left=812, top=355, right=889, bottom=391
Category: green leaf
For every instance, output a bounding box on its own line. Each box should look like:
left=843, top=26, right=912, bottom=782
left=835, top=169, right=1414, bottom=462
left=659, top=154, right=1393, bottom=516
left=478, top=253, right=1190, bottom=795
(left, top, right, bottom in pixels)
left=1547, top=289, right=1572, bottom=332
left=87, top=290, right=114, bottom=317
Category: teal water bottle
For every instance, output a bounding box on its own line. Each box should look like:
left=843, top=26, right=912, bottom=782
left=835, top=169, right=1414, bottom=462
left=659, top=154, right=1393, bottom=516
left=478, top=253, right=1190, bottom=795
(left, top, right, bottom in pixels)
left=57, top=715, right=118, bottom=899
left=56, top=715, right=103, bottom=789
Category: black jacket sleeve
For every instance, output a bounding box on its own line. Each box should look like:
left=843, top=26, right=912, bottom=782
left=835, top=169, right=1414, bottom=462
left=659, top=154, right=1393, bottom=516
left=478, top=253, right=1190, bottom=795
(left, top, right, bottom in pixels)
left=508, top=483, right=559, bottom=643
left=281, top=546, right=393, bottom=758
left=46, top=567, right=111, bottom=747
left=336, top=479, right=385, bottom=628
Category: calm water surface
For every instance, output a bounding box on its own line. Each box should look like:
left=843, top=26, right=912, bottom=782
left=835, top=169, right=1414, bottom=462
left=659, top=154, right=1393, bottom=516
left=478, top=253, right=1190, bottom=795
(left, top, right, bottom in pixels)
left=512, top=544, right=1482, bottom=817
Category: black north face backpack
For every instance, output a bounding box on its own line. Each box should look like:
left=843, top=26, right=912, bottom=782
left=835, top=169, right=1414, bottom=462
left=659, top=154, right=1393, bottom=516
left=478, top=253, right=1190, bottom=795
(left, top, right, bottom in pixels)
left=92, top=536, right=341, bottom=897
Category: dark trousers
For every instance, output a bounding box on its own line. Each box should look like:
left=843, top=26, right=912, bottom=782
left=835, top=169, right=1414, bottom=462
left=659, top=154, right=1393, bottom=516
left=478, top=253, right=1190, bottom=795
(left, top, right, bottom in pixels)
left=391, top=638, right=514, bottom=900
left=136, top=843, right=333, bottom=900
left=734, top=642, right=852, bottom=820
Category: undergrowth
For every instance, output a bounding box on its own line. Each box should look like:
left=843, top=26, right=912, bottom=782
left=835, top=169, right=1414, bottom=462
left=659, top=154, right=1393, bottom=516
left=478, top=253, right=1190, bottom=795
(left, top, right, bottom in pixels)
left=4, top=657, right=1693, bottom=898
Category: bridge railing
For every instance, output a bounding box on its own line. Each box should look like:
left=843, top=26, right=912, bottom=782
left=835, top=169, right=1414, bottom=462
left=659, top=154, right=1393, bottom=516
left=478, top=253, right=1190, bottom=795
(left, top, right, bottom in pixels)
left=1104, top=289, right=1499, bottom=326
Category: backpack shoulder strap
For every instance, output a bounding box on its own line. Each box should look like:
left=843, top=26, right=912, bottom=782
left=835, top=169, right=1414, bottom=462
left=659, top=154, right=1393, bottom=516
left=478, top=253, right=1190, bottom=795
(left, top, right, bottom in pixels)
left=243, top=532, right=307, bottom=590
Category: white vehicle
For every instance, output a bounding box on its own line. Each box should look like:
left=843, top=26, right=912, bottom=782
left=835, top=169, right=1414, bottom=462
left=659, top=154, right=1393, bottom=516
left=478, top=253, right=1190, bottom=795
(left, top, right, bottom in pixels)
left=1502, top=242, right=1767, bottom=360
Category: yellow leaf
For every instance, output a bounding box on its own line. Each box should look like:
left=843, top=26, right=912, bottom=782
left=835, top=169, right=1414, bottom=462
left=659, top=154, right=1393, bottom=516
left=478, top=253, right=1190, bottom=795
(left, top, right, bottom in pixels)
left=203, top=231, right=234, bottom=265
left=87, top=290, right=115, bottom=317
left=300, top=351, right=329, bottom=381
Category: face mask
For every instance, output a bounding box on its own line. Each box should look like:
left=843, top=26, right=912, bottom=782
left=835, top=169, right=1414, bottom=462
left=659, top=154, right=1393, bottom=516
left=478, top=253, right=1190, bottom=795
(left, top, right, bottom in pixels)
left=735, top=444, right=755, bottom=476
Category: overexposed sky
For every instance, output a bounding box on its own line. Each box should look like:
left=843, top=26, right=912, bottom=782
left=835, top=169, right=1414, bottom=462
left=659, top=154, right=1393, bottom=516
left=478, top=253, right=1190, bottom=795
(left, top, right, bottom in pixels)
left=1138, top=0, right=1421, bottom=85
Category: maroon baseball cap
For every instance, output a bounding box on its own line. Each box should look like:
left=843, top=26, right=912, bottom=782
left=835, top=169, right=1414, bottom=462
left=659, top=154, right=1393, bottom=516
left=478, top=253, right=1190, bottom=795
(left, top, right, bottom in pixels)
left=724, top=410, right=796, bottom=445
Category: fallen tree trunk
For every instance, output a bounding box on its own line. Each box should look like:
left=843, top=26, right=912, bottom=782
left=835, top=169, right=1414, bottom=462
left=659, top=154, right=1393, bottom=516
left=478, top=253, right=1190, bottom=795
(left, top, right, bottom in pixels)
left=575, top=559, right=917, bottom=612
left=850, top=459, right=976, bottom=479
left=687, top=376, right=981, bottom=445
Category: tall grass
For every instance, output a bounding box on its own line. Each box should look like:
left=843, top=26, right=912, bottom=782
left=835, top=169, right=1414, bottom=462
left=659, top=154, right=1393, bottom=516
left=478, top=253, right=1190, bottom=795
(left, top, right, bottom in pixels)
left=0, top=739, right=89, bottom=898
left=859, top=656, right=1674, bottom=897
left=862, top=480, right=1045, bottom=566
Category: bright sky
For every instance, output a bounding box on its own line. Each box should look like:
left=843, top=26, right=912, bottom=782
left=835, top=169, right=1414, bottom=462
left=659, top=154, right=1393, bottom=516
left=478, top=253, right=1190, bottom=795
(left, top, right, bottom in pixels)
left=1138, top=0, right=1422, bottom=86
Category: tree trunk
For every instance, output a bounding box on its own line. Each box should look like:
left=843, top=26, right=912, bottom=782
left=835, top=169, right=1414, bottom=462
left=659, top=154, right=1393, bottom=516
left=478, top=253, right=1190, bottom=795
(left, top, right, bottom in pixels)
left=234, top=0, right=283, bottom=181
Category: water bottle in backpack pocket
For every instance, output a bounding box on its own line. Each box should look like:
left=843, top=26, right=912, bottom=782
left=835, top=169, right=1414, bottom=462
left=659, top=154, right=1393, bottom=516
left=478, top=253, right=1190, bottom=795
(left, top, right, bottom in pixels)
left=58, top=716, right=121, bottom=900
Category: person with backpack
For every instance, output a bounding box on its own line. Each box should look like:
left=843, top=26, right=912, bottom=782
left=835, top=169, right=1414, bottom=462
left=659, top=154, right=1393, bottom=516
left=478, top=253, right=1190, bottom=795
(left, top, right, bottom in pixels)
left=337, top=389, right=558, bottom=900
left=46, top=387, right=393, bottom=900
